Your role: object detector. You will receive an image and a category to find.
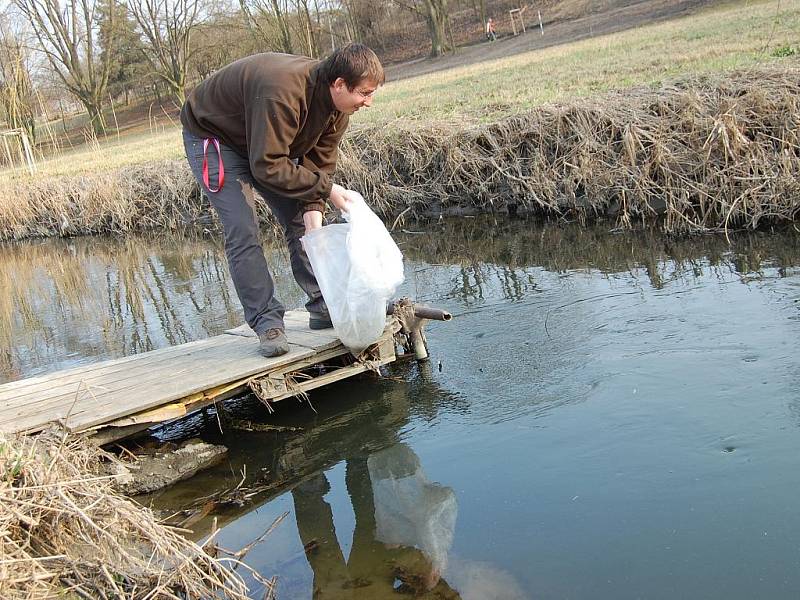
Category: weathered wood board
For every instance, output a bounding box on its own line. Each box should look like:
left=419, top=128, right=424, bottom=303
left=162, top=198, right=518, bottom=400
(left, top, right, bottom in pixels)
left=0, top=310, right=397, bottom=437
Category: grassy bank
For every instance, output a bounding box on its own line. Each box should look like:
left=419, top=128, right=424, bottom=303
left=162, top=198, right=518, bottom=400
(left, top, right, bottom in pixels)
left=0, top=0, right=798, bottom=237
left=1, top=64, right=796, bottom=238
left=340, top=66, right=800, bottom=232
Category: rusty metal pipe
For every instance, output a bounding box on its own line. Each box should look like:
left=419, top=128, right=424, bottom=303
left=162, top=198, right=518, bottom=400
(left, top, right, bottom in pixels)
left=387, top=302, right=452, bottom=322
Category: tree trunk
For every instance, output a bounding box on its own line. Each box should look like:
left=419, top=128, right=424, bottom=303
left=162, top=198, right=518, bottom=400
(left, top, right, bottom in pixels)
left=271, top=0, right=293, bottom=53
left=423, top=0, right=451, bottom=57
left=298, top=0, right=317, bottom=57
left=80, top=97, right=107, bottom=135
left=13, top=0, right=115, bottom=137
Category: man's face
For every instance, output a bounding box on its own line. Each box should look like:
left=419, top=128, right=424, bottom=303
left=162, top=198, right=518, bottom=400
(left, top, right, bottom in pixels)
left=330, top=77, right=380, bottom=114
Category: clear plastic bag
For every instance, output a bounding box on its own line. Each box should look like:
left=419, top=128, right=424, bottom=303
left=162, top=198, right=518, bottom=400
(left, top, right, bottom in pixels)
left=301, top=192, right=404, bottom=354
left=368, top=443, right=457, bottom=573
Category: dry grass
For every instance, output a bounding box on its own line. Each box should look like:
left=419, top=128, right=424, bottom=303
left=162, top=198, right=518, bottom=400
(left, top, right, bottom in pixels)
left=0, top=65, right=797, bottom=238
left=366, top=0, right=800, bottom=125
left=3, top=0, right=796, bottom=180
left=0, top=431, right=274, bottom=599
left=0, top=0, right=798, bottom=238
left=0, top=160, right=201, bottom=239
left=342, top=65, right=800, bottom=233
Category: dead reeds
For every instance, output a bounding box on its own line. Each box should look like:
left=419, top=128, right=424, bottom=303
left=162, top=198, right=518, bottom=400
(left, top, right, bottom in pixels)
left=339, top=65, right=800, bottom=234
left=0, top=431, right=269, bottom=599
left=0, top=65, right=798, bottom=239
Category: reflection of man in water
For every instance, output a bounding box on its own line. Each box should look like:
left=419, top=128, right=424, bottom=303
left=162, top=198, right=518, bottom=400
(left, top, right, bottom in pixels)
left=292, top=443, right=460, bottom=598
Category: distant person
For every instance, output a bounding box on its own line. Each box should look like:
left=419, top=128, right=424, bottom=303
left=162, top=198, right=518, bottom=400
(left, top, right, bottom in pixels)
left=180, top=44, right=384, bottom=357
left=486, top=17, right=497, bottom=42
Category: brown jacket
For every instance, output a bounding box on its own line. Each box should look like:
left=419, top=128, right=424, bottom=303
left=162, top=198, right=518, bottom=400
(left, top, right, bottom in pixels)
left=180, top=53, right=349, bottom=213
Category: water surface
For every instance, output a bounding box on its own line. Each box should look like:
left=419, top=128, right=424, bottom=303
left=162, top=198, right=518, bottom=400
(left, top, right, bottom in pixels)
left=2, top=219, right=800, bottom=599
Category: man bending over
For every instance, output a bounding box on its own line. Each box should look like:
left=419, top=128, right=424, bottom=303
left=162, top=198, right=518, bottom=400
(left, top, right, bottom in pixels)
left=180, top=44, right=383, bottom=357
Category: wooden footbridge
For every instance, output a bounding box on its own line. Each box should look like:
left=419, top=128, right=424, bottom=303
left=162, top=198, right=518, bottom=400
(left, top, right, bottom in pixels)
left=0, top=305, right=450, bottom=444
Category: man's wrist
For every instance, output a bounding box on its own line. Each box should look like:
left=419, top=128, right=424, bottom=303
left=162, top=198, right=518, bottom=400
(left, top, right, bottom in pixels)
left=303, top=210, right=323, bottom=232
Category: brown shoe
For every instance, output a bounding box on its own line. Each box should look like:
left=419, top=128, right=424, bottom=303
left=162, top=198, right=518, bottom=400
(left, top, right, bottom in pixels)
left=258, top=328, right=289, bottom=357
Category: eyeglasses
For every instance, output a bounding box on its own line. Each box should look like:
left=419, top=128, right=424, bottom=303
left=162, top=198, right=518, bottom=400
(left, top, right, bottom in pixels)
left=352, top=87, right=377, bottom=99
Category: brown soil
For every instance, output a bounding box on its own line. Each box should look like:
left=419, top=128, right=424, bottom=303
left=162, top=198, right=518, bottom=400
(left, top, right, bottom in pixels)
left=387, top=0, right=719, bottom=81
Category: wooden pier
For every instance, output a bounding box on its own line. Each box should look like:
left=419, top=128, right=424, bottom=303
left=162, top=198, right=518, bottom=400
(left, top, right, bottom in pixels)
left=0, top=310, right=399, bottom=443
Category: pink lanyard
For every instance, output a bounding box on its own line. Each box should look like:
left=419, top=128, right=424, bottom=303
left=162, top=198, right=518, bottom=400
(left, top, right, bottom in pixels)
left=202, top=138, right=225, bottom=192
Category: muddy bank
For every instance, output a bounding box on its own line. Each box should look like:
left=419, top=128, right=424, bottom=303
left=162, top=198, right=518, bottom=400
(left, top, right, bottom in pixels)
left=0, top=65, right=798, bottom=241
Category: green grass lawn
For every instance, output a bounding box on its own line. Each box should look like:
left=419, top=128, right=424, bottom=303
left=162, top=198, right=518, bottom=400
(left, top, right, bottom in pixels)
left=365, top=0, right=799, bottom=124
left=8, top=0, right=799, bottom=179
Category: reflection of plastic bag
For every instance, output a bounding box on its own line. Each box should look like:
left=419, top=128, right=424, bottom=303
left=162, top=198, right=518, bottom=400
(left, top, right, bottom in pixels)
left=368, top=443, right=457, bottom=572
left=301, top=192, right=404, bottom=354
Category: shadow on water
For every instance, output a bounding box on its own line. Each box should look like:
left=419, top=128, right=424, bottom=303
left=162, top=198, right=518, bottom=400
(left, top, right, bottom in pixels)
left=399, top=217, right=800, bottom=301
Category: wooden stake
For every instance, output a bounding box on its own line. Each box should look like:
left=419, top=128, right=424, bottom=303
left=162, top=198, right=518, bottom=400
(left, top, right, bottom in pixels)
left=19, top=129, right=36, bottom=174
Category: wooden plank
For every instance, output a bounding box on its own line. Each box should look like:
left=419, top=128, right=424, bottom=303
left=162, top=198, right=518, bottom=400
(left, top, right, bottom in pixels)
left=2, top=344, right=314, bottom=433
left=1, top=312, right=401, bottom=437
left=0, top=337, right=335, bottom=433
left=0, top=336, right=234, bottom=394
left=0, top=336, right=251, bottom=408
left=89, top=381, right=257, bottom=446
left=64, top=344, right=315, bottom=415
left=0, top=322, right=345, bottom=408
left=0, top=335, right=244, bottom=403
left=90, top=330, right=398, bottom=444
left=1, top=343, right=317, bottom=434
left=0, top=310, right=322, bottom=395
left=0, top=322, right=337, bottom=403
left=269, top=353, right=396, bottom=402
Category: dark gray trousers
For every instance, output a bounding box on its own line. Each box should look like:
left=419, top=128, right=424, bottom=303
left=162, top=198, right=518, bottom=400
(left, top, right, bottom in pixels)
left=183, top=130, right=327, bottom=334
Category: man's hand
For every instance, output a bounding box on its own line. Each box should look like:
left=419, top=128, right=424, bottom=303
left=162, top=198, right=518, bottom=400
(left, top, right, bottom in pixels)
left=329, top=183, right=352, bottom=212
left=304, top=185, right=356, bottom=235
left=303, top=210, right=323, bottom=234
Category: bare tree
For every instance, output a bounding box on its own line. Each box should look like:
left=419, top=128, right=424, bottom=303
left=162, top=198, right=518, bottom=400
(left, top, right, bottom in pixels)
left=12, top=0, right=115, bottom=133
left=292, top=0, right=318, bottom=57
left=98, top=0, right=149, bottom=106
left=394, top=0, right=451, bottom=57
left=128, top=0, right=203, bottom=103
left=189, top=16, right=253, bottom=81
left=238, top=0, right=293, bottom=53
left=0, top=11, right=38, bottom=143
left=422, top=0, right=451, bottom=56
left=339, top=0, right=378, bottom=46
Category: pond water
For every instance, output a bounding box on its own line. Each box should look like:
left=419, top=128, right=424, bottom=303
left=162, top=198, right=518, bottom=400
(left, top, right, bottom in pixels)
left=3, top=218, right=800, bottom=599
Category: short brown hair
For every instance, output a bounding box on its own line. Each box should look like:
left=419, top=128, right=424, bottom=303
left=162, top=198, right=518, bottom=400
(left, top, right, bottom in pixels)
left=318, top=43, right=385, bottom=88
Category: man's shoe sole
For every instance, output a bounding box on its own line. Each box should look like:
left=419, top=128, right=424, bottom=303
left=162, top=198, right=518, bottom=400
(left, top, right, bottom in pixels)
left=259, top=345, right=289, bottom=358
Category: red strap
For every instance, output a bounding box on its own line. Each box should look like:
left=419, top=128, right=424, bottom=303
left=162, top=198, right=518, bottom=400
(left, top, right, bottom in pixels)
left=202, top=138, right=225, bottom=193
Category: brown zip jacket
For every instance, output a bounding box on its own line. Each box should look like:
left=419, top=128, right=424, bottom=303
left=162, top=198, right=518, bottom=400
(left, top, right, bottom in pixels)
left=180, top=53, right=349, bottom=213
